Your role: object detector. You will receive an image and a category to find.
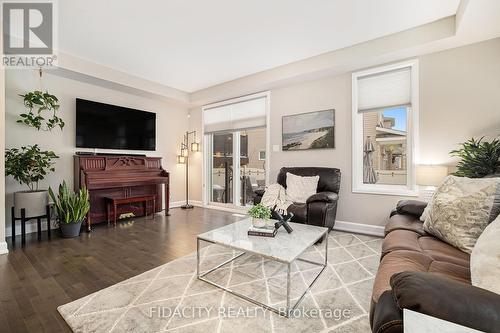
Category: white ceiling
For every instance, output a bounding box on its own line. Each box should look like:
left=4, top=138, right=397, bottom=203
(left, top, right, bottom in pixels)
left=59, top=0, right=460, bottom=92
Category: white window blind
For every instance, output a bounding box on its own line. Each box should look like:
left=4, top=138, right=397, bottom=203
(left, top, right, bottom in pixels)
left=357, top=67, right=411, bottom=112
left=204, top=97, right=266, bottom=133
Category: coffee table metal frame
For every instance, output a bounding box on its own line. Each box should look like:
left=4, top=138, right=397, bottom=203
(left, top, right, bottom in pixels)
left=196, top=229, right=328, bottom=318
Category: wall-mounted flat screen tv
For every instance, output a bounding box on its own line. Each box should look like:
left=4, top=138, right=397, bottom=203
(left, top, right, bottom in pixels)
left=76, top=98, right=156, bottom=151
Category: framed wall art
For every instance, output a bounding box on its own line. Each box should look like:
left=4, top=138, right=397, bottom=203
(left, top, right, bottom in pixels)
left=282, top=109, right=335, bottom=151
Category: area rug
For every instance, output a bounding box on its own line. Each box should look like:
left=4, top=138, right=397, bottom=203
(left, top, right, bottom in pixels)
left=58, top=231, right=382, bottom=333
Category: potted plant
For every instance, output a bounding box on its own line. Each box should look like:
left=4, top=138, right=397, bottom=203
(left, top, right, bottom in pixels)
left=450, top=136, right=500, bottom=178
left=18, top=90, right=64, bottom=131
left=248, top=203, right=272, bottom=228
left=5, top=144, right=58, bottom=218
left=49, top=181, right=90, bottom=238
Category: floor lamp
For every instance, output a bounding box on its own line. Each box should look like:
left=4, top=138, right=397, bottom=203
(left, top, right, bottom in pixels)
left=177, top=131, right=200, bottom=209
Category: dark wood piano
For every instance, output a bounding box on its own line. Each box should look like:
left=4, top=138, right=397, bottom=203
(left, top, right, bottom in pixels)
left=74, top=155, right=170, bottom=231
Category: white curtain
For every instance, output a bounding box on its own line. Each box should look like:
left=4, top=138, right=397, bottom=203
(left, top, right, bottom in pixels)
left=204, top=97, right=266, bottom=133
left=358, top=67, right=411, bottom=112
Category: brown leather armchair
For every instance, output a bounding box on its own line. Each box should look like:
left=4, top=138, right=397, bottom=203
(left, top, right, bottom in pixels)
left=253, top=167, right=341, bottom=230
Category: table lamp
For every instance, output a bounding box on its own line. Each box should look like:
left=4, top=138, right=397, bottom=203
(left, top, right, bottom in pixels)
left=416, top=165, right=448, bottom=201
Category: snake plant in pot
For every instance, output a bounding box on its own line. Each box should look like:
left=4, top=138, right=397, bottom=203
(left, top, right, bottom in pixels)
left=49, top=181, right=90, bottom=238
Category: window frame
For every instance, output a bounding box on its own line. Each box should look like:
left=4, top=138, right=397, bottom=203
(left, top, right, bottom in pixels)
left=351, top=60, right=419, bottom=196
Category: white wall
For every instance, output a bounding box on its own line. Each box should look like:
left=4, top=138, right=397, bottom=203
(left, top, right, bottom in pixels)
left=188, top=38, right=500, bottom=227
left=0, top=59, right=6, bottom=253
left=5, top=69, right=189, bottom=236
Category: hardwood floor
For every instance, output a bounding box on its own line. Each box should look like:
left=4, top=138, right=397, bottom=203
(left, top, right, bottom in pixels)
left=0, top=207, right=240, bottom=333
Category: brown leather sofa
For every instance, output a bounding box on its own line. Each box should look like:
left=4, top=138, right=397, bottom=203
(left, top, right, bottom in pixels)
left=254, top=167, right=341, bottom=230
left=370, top=200, right=500, bottom=333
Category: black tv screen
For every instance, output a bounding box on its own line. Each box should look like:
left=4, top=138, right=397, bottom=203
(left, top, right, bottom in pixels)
left=76, top=99, right=156, bottom=151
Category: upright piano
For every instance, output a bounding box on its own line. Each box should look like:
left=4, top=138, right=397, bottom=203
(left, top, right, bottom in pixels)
left=74, top=155, right=170, bottom=231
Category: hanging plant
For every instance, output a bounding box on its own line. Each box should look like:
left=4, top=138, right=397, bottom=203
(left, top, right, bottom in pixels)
left=17, top=90, right=65, bottom=131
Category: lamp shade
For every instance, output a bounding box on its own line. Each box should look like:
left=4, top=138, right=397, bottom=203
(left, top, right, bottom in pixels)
left=191, top=142, right=200, bottom=152
left=177, top=155, right=186, bottom=164
left=417, top=165, right=448, bottom=186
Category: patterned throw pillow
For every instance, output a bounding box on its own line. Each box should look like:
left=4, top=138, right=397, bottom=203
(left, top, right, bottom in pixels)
left=471, top=214, right=500, bottom=295
left=423, top=175, right=500, bottom=253
left=286, top=172, right=319, bottom=203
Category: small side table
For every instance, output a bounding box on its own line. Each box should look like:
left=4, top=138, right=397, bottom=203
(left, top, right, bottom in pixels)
left=11, top=205, right=51, bottom=246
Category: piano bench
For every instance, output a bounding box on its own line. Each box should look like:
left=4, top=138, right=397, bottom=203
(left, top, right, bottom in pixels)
left=105, top=195, right=156, bottom=227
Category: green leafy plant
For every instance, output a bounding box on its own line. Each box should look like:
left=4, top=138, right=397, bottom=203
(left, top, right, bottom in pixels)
left=5, top=145, right=58, bottom=191
left=248, top=203, right=272, bottom=219
left=49, top=181, right=90, bottom=224
left=18, top=90, right=64, bottom=131
left=450, top=137, right=500, bottom=178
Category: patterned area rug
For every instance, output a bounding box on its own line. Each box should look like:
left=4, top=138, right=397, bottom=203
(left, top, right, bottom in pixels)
left=58, top=231, right=382, bottom=333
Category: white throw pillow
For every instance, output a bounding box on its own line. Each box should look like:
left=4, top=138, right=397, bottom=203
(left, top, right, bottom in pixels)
left=286, top=172, right=319, bottom=203
left=420, top=192, right=435, bottom=222
left=422, top=175, right=500, bottom=253
left=471, top=214, right=500, bottom=295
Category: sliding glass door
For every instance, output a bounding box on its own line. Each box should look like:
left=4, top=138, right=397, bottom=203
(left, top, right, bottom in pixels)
left=207, top=127, right=266, bottom=207
left=203, top=92, right=269, bottom=209
left=210, top=132, right=234, bottom=205
left=239, top=127, right=266, bottom=206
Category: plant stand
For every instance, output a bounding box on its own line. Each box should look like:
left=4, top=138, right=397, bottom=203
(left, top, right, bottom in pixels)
left=11, top=205, right=51, bottom=246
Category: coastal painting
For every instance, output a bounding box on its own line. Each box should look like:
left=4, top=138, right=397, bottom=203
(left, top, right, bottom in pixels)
left=282, top=109, right=335, bottom=151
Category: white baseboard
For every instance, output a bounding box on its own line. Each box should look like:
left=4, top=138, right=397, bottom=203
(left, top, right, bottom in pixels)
left=203, top=204, right=249, bottom=214
left=0, top=241, right=9, bottom=254
left=170, top=200, right=204, bottom=208
left=184, top=203, right=384, bottom=236
left=5, top=218, right=55, bottom=237
left=333, top=220, right=385, bottom=237
left=170, top=201, right=184, bottom=208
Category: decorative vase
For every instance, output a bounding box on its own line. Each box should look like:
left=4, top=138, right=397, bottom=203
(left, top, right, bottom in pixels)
left=59, top=221, right=83, bottom=238
left=252, top=217, right=268, bottom=228
left=14, top=190, right=48, bottom=218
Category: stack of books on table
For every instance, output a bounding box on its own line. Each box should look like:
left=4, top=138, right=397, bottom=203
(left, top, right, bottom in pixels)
left=248, top=224, right=277, bottom=238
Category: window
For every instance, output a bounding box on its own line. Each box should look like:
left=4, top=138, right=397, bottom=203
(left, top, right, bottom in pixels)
left=203, top=92, right=269, bottom=208
left=352, top=60, right=419, bottom=196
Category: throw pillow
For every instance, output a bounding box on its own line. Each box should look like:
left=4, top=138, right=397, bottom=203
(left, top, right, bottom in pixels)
left=286, top=172, right=319, bottom=203
left=471, top=214, right=500, bottom=295
left=420, top=195, right=434, bottom=222
left=423, top=175, right=500, bottom=253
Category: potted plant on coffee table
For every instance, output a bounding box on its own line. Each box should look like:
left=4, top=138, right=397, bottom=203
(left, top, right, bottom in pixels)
left=49, top=181, right=90, bottom=238
left=248, top=203, right=272, bottom=228
left=5, top=144, right=58, bottom=218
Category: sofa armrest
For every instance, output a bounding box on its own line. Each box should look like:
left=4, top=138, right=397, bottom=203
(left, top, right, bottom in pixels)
left=306, top=191, right=339, bottom=204
left=372, top=290, right=403, bottom=333
left=254, top=189, right=266, bottom=197
left=390, top=271, right=500, bottom=333
left=394, top=200, right=427, bottom=218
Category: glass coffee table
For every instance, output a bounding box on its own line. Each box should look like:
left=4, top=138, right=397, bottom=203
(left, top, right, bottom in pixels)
left=196, top=218, right=328, bottom=317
